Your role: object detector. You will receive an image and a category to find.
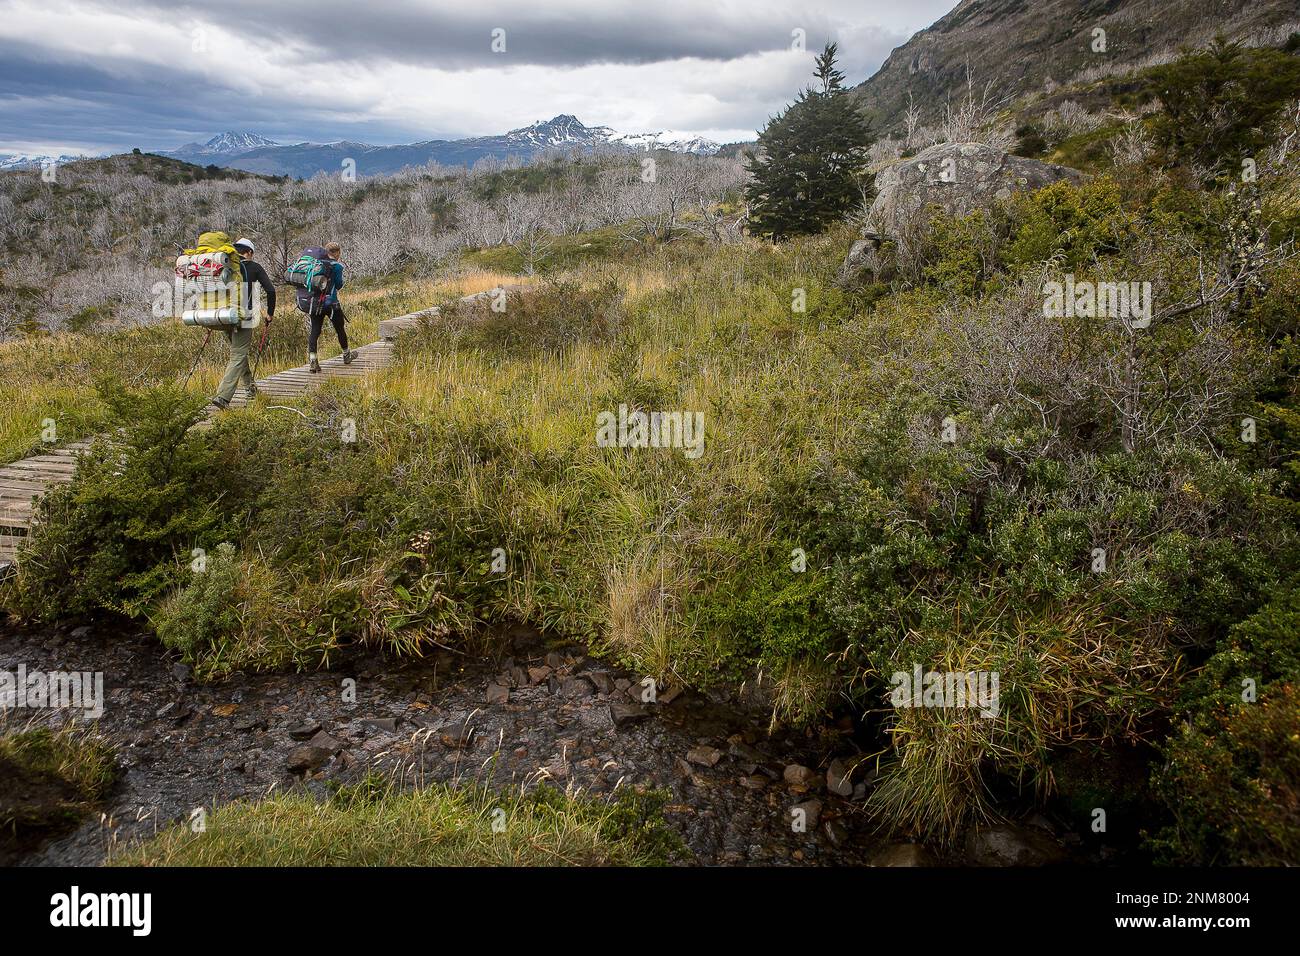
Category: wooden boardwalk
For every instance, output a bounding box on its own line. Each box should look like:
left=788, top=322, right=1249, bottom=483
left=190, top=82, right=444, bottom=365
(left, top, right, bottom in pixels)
left=0, top=299, right=450, bottom=569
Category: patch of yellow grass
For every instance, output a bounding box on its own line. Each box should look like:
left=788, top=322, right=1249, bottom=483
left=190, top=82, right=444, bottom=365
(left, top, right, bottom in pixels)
left=431, top=270, right=542, bottom=298
left=620, top=268, right=673, bottom=301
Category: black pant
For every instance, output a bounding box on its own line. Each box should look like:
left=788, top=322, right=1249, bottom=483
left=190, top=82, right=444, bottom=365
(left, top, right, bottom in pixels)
left=308, top=304, right=348, bottom=353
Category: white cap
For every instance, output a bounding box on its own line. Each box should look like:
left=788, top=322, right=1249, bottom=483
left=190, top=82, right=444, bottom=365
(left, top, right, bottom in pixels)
left=233, top=237, right=255, bottom=252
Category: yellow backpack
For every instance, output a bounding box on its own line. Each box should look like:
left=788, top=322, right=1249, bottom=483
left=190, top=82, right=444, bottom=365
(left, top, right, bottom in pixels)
left=176, top=231, right=259, bottom=328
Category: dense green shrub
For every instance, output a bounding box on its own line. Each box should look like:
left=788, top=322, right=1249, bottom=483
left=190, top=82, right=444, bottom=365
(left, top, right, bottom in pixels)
left=9, top=380, right=229, bottom=620
left=1146, top=38, right=1300, bottom=178
left=1150, top=682, right=1300, bottom=865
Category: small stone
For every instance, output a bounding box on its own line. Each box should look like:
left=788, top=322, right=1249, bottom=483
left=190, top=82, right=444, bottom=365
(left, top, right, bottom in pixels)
left=233, top=715, right=263, bottom=732
left=211, top=703, right=238, bottom=717
left=739, top=774, right=768, bottom=790
left=791, top=799, right=822, bottom=828
left=70, top=625, right=92, bottom=639
left=308, top=731, right=346, bottom=753
left=783, top=764, right=818, bottom=788
left=626, top=682, right=655, bottom=704
left=171, top=663, right=191, bottom=682
left=486, top=684, right=509, bottom=705
left=286, top=745, right=333, bottom=774
left=545, top=651, right=565, bottom=670
left=578, top=707, right=613, bottom=731
left=728, top=740, right=766, bottom=763
left=871, top=843, right=936, bottom=867
left=560, top=677, right=593, bottom=699
left=155, top=701, right=193, bottom=725
left=361, top=717, right=398, bottom=734
left=527, top=666, right=552, bottom=684
left=658, top=683, right=684, bottom=705
left=609, top=701, right=650, bottom=725
left=827, top=758, right=854, bottom=797
left=588, top=671, right=616, bottom=694
left=288, top=721, right=322, bottom=740
left=965, top=824, right=1067, bottom=867
left=686, top=746, right=724, bottom=768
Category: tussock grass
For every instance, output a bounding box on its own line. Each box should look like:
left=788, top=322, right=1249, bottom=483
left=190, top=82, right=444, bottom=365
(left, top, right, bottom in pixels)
left=0, top=720, right=117, bottom=832
left=113, top=773, right=680, bottom=867
left=376, top=230, right=865, bottom=696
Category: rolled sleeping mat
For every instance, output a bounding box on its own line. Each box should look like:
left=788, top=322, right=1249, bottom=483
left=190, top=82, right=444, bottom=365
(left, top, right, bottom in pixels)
left=182, top=307, right=263, bottom=330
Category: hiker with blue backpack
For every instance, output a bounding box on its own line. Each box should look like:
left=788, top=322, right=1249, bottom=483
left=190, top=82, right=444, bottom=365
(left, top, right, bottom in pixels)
left=287, top=241, right=352, bottom=372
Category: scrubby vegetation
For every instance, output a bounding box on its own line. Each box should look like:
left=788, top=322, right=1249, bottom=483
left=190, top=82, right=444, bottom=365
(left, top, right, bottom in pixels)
left=0, top=722, right=117, bottom=856
left=2, top=35, right=1298, bottom=863
left=0, top=149, right=745, bottom=336
left=114, top=773, right=681, bottom=866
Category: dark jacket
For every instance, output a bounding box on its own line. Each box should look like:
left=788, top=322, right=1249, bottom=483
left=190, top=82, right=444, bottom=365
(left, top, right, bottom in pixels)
left=240, top=259, right=276, bottom=317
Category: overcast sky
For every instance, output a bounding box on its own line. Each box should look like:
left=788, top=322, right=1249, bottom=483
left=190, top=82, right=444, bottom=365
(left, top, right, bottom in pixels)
left=0, top=0, right=957, bottom=156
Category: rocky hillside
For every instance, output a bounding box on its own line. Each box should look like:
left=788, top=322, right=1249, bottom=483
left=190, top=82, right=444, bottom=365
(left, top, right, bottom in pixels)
left=853, top=0, right=1300, bottom=135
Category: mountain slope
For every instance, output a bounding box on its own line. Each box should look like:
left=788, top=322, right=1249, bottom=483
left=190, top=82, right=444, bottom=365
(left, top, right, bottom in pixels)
left=853, top=0, right=1300, bottom=135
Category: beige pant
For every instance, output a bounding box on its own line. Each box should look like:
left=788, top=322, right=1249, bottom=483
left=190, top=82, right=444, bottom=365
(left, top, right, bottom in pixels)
left=215, top=326, right=255, bottom=403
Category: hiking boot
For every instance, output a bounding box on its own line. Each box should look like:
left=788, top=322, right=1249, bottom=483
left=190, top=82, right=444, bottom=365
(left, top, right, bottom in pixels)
left=211, top=396, right=230, bottom=411
left=245, top=383, right=259, bottom=399
left=343, top=348, right=355, bottom=366
left=309, top=353, right=321, bottom=373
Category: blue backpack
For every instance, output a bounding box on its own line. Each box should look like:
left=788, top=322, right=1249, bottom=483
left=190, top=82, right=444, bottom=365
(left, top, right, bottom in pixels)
left=286, top=247, right=332, bottom=315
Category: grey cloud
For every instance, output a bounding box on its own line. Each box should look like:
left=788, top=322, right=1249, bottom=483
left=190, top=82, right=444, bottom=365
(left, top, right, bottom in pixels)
left=94, top=0, right=841, bottom=69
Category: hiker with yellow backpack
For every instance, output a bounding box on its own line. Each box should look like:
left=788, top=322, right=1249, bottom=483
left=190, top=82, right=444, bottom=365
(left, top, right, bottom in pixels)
left=174, top=230, right=272, bottom=410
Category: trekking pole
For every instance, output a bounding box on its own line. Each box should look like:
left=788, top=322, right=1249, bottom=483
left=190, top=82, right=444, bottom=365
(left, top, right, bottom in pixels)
left=249, top=321, right=271, bottom=379
left=181, top=329, right=212, bottom=389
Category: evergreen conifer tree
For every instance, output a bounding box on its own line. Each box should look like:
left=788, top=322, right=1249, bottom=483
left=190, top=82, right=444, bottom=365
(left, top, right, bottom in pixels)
left=745, top=43, right=873, bottom=239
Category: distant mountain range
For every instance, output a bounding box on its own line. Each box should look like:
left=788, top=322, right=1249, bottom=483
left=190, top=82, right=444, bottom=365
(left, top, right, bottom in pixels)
left=0, top=152, right=88, bottom=172
left=0, top=115, right=725, bottom=178
left=161, top=115, right=722, bottom=178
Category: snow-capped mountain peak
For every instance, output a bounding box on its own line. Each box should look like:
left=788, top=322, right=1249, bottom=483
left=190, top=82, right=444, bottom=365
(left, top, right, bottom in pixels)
left=203, top=131, right=280, bottom=153
left=170, top=131, right=280, bottom=156
left=502, top=115, right=720, bottom=155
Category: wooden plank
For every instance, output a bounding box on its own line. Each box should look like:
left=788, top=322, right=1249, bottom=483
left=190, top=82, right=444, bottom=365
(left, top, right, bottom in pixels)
left=0, top=477, right=52, bottom=493
left=6, top=455, right=77, bottom=469
left=20, top=456, right=79, bottom=468
left=1, top=472, right=73, bottom=486
left=4, top=460, right=77, bottom=475
left=0, top=493, right=42, bottom=506
left=4, top=475, right=72, bottom=487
